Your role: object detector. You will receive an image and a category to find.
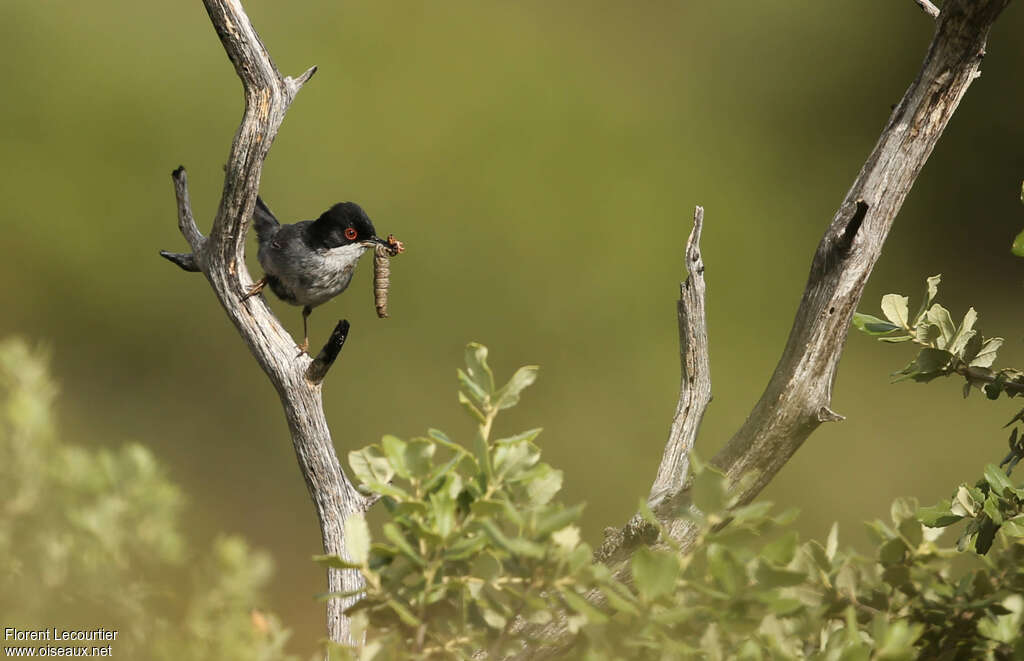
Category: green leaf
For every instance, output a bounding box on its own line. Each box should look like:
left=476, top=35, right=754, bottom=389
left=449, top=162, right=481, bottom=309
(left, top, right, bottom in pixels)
left=464, top=343, right=495, bottom=395
left=892, top=347, right=952, bottom=383
left=691, top=464, right=728, bottom=513
left=344, top=514, right=370, bottom=566
left=754, top=564, right=806, bottom=589
left=457, top=368, right=490, bottom=406
left=534, top=502, right=585, bottom=537
left=631, top=547, right=680, bottom=600
left=523, top=464, right=563, bottom=505
left=1001, top=516, right=1024, bottom=537
left=880, top=294, right=910, bottom=328
left=494, top=441, right=540, bottom=479
left=426, top=428, right=470, bottom=456
left=951, top=486, right=977, bottom=517
left=494, top=428, right=543, bottom=445
left=912, top=274, right=941, bottom=324
left=404, top=439, right=435, bottom=479
left=380, top=435, right=409, bottom=479
left=706, top=544, right=744, bottom=595
left=349, top=446, right=395, bottom=486
left=984, top=463, right=1015, bottom=496
left=443, top=534, right=487, bottom=561
left=386, top=599, right=421, bottom=627
left=469, top=550, right=501, bottom=581
left=970, top=337, right=1004, bottom=368
left=382, top=522, right=426, bottom=567
left=493, top=366, right=540, bottom=410
left=852, top=313, right=901, bottom=336
left=961, top=332, right=983, bottom=365
left=948, top=308, right=978, bottom=355
left=598, top=582, right=640, bottom=616
left=983, top=494, right=1004, bottom=526
left=1013, top=227, right=1024, bottom=257
left=761, top=531, right=798, bottom=566
left=312, top=553, right=363, bottom=570
left=825, top=522, right=839, bottom=561
left=878, top=538, right=906, bottom=566
left=918, top=501, right=963, bottom=528
left=476, top=520, right=545, bottom=559
left=458, top=391, right=487, bottom=424
left=878, top=335, right=914, bottom=343
left=551, top=525, right=581, bottom=552
left=429, top=491, right=456, bottom=539
left=560, top=588, right=609, bottom=624
left=926, top=304, right=956, bottom=349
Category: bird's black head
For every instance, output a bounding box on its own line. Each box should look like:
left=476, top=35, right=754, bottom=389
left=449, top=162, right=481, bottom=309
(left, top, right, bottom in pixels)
left=311, top=202, right=379, bottom=249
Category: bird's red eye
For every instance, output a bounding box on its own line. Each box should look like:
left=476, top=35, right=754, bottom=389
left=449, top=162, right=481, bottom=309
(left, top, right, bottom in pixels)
left=344, top=228, right=358, bottom=240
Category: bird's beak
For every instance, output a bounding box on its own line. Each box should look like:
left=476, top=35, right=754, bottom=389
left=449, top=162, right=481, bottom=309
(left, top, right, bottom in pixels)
left=361, top=237, right=391, bottom=249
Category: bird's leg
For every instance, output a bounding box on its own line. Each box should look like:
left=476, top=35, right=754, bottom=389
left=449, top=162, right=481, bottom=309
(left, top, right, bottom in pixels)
left=242, top=276, right=267, bottom=301
left=298, top=305, right=313, bottom=354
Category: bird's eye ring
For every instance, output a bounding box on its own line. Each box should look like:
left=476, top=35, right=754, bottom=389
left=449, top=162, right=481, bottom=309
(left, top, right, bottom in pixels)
left=344, top=228, right=358, bottom=240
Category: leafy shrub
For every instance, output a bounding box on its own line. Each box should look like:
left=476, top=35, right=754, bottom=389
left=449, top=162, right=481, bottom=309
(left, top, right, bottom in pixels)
left=0, top=338, right=297, bottom=661
left=327, top=342, right=1024, bottom=660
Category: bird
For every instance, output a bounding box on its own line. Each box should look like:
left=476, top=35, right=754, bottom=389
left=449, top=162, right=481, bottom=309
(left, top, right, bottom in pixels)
left=245, top=197, right=390, bottom=352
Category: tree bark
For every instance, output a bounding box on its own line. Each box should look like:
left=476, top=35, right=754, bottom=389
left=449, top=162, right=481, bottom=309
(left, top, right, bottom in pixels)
left=647, top=206, right=711, bottom=507
left=158, top=0, right=369, bottom=646
left=528, top=0, right=1011, bottom=657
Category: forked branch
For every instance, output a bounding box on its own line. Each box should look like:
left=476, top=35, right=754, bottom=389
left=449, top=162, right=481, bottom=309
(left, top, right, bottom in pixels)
left=648, top=206, right=711, bottom=507
left=159, top=0, right=370, bottom=646
left=665, top=0, right=1011, bottom=549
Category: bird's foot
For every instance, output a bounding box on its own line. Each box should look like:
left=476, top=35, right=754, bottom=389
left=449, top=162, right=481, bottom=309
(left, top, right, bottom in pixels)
left=242, top=277, right=267, bottom=301
left=296, top=338, right=310, bottom=356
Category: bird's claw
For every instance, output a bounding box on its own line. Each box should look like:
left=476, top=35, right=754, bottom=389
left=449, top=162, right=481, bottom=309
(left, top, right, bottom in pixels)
left=242, top=277, right=267, bottom=301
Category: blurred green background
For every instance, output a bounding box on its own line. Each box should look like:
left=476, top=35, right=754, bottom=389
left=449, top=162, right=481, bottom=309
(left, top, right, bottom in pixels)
left=2, top=0, right=1023, bottom=653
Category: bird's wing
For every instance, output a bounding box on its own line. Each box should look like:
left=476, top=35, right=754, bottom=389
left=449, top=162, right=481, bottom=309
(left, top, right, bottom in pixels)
left=253, top=196, right=280, bottom=240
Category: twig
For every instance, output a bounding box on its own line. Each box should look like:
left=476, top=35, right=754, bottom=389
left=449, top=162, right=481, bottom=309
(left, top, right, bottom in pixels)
left=520, top=2, right=1012, bottom=657
left=159, top=0, right=371, bottom=646
left=667, top=0, right=1010, bottom=551
left=648, top=206, right=711, bottom=506
left=915, top=0, right=941, bottom=19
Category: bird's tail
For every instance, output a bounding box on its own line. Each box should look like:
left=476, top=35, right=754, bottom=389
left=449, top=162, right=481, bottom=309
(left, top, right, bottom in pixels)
left=253, top=196, right=280, bottom=240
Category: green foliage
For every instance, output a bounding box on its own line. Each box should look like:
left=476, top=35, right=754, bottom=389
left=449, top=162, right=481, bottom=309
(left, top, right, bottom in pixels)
left=327, top=343, right=1024, bottom=659
left=854, top=279, right=1024, bottom=556
left=1011, top=180, right=1024, bottom=257
left=0, top=338, right=297, bottom=661
left=852, top=275, right=1007, bottom=388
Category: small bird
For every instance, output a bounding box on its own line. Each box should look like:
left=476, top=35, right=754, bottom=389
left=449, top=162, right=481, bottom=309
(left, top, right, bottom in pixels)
left=246, top=197, right=390, bottom=351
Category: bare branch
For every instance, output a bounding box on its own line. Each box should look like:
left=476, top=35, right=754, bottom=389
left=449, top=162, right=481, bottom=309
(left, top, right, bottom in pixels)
left=173, top=166, right=204, bottom=252
left=665, top=0, right=1011, bottom=550
left=285, top=65, right=319, bottom=101
left=648, top=206, right=710, bottom=506
left=915, top=0, right=941, bottom=19
left=159, top=0, right=371, bottom=646
left=159, top=166, right=204, bottom=272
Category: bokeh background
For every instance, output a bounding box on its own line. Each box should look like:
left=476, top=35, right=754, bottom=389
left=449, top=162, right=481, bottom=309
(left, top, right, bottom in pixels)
left=2, top=0, right=1023, bottom=654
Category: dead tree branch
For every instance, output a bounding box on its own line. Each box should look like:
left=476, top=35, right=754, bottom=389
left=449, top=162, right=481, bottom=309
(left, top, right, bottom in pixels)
left=648, top=206, right=710, bottom=507
left=158, top=0, right=370, bottom=645
left=915, top=0, right=941, bottom=19
left=664, top=0, right=1011, bottom=549
left=521, top=2, right=1013, bottom=657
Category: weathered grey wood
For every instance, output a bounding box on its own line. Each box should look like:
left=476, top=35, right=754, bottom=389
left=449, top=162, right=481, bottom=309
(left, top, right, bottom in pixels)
left=666, top=0, right=1011, bottom=550
left=159, top=0, right=370, bottom=646
left=517, top=1, right=1011, bottom=657
left=648, top=206, right=710, bottom=506
left=915, top=0, right=941, bottom=19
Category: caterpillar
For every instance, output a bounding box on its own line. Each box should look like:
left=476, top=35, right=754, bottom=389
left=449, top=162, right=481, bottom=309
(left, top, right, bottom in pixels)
left=373, top=234, right=403, bottom=318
